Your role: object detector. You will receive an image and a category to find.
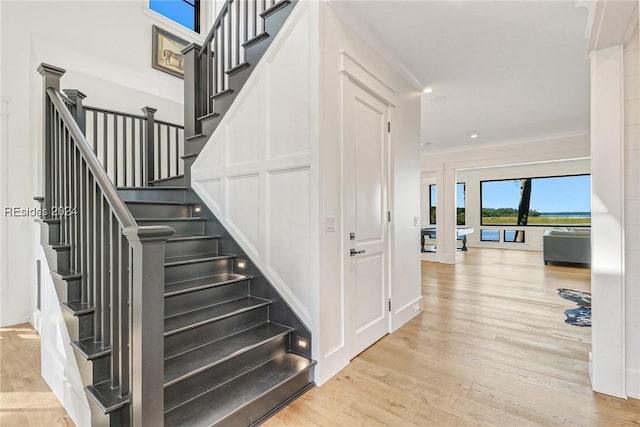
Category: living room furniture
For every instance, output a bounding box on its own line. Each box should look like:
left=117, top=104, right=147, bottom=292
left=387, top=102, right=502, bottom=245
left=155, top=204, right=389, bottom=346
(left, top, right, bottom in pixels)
left=543, top=228, right=591, bottom=265
left=421, top=226, right=475, bottom=252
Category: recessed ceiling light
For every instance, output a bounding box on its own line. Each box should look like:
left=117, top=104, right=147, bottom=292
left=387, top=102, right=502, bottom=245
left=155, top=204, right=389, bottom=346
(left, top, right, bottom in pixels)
left=423, top=87, right=433, bottom=94
left=420, top=141, right=432, bottom=147
left=469, top=132, right=479, bottom=139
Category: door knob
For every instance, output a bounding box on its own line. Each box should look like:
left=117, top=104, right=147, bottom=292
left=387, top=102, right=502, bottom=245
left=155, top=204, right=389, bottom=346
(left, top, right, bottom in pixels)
left=350, top=248, right=366, bottom=256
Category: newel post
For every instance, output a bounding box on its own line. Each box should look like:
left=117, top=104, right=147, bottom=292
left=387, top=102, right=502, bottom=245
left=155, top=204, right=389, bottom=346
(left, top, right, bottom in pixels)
left=63, top=89, right=87, bottom=133
left=37, top=63, right=66, bottom=215
left=123, top=225, right=174, bottom=427
left=142, top=107, right=157, bottom=186
left=182, top=43, right=202, bottom=139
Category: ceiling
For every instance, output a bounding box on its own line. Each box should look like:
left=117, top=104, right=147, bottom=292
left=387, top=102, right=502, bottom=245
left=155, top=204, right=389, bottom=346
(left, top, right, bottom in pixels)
left=329, top=1, right=591, bottom=153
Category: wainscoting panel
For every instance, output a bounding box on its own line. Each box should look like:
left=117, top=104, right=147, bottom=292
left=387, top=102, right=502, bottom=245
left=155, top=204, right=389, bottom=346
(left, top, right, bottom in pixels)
left=225, top=78, right=262, bottom=167
left=226, top=174, right=261, bottom=251
left=191, top=1, right=317, bottom=327
left=265, top=9, right=312, bottom=159
left=266, top=167, right=311, bottom=316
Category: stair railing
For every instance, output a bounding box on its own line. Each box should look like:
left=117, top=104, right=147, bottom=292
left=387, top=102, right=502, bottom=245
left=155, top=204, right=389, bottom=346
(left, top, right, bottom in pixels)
left=38, top=63, right=173, bottom=426
left=63, top=90, right=184, bottom=187
left=183, top=0, right=285, bottom=137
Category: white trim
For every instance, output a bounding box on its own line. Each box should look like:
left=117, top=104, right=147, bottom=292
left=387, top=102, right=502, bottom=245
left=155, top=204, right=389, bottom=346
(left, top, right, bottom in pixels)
left=587, top=0, right=639, bottom=52
left=0, top=100, right=9, bottom=326
left=590, top=44, right=626, bottom=398
left=627, top=368, right=640, bottom=399
left=391, top=296, right=422, bottom=332
left=326, top=0, right=423, bottom=91
left=141, top=6, right=206, bottom=45
left=339, top=50, right=397, bottom=106
left=192, top=179, right=312, bottom=327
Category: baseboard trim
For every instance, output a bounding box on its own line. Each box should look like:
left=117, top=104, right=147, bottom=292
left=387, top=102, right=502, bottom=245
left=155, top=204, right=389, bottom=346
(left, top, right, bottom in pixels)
left=392, top=296, right=422, bottom=332
left=627, top=368, right=640, bottom=399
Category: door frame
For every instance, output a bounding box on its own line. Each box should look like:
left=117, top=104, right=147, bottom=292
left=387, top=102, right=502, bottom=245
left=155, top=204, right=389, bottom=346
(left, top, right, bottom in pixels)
left=339, top=51, right=397, bottom=358
left=342, top=76, right=392, bottom=358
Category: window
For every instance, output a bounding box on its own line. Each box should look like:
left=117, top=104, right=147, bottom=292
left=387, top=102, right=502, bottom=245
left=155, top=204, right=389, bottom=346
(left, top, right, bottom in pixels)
left=480, top=229, right=500, bottom=242
left=504, top=230, right=525, bottom=243
left=150, top=0, right=200, bottom=33
left=429, top=184, right=436, bottom=224
left=457, top=182, right=465, bottom=225
left=429, top=183, right=465, bottom=225
left=480, top=174, right=591, bottom=227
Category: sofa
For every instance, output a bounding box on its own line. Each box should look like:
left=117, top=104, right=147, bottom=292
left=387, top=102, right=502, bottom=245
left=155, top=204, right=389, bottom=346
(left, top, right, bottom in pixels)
left=543, top=228, right=591, bottom=265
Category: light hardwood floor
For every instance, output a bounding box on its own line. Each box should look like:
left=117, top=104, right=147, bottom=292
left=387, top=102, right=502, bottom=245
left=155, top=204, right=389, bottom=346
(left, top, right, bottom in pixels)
left=267, top=249, right=640, bottom=426
left=0, top=323, right=74, bottom=426
left=3, top=249, right=640, bottom=426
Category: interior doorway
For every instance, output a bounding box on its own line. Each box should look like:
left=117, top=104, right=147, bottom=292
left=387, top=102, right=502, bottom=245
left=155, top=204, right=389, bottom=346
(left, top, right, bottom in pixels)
left=343, top=78, right=391, bottom=358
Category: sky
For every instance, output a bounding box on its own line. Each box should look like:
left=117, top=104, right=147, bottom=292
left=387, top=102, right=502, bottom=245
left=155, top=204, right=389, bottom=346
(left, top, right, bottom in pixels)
left=150, top=0, right=195, bottom=31
left=430, top=183, right=466, bottom=207
left=481, top=175, right=591, bottom=212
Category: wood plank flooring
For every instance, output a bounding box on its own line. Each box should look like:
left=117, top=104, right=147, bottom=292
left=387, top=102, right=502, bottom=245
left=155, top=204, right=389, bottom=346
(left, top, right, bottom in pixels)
left=3, top=249, right=640, bottom=426
left=0, top=323, right=74, bottom=426
left=267, top=249, right=640, bottom=426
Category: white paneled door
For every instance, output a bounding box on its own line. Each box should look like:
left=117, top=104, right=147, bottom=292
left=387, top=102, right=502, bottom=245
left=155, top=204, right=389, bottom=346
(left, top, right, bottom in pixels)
left=343, top=80, right=390, bottom=358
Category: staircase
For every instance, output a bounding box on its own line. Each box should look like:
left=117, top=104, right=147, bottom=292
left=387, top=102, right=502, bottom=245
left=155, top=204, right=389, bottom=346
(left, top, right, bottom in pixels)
left=35, top=0, right=315, bottom=425
left=120, top=186, right=315, bottom=426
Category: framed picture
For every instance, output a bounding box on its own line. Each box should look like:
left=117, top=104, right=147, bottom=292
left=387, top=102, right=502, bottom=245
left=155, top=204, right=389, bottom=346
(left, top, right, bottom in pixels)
left=152, top=25, right=189, bottom=78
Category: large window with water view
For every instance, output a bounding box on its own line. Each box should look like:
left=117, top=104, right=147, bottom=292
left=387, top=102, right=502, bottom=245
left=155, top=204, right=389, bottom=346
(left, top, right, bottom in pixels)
left=480, top=175, right=591, bottom=227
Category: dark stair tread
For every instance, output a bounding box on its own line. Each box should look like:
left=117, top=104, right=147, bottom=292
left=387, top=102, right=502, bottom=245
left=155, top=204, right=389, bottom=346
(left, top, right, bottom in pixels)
left=261, top=0, right=291, bottom=18
left=125, top=200, right=194, bottom=206
left=70, top=338, right=110, bottom=360
left=164, top=322, right=292, bottom=386
left=211, top=88, right=234, bottom=100
left=168, top=235, right=220, bottom=242
left=117, top=186, right=189, bottom=190
left=164, top=296, right=271, bottom=336
left=150, top=174, right=185, bottom=183
left=46, top=243, right=70, bottom=250
left=86, top=381, right=130, bottom=414
left=137, top=217, right=205, bottom=222
left=164, top=353, right=314, bottom=426
left=242, top=32, right=269, bottom=48
left=50, top=270, right=82, bottom=280
left=197, top=112, right=220, bottom=122
left=165, top=273, right=251, bottom=297
left=165, top=253, right=234, bottom=266
left=61, top=300, right=94, bottom=315
left=226, top=62, right=250, bottom=76
left=185, top=133, right=206, bottom=142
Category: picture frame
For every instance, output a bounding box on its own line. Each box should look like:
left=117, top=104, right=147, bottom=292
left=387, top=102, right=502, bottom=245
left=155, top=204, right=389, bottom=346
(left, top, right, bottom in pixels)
left=152, top=25, right=189, bottom=79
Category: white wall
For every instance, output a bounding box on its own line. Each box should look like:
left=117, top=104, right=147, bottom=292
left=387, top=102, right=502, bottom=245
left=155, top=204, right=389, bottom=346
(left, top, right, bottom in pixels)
left=193, top=1, right=422, bottom=386
left=318, top=3, right=422, bottom=383
left=420, top=135, right=590, bottom=263
left=0, top=0, right=196, bottom=326
left=455, top=159, right=590, bottom=252
left=1, top=1, right=201, bottom=423
left=192, top=0, right=320, bottom=334
left=624, top=23, right=640, bottom=399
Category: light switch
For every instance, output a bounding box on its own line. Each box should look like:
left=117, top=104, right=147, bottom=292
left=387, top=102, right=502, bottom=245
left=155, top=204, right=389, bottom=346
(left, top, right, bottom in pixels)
left=414, top=216, right=420, bottom=227
left=324, top=216, right=335, bottom=232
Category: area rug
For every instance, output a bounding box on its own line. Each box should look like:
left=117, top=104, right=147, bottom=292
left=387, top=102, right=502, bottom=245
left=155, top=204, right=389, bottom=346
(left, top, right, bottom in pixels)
left=557, top=288, right=591, bottom=327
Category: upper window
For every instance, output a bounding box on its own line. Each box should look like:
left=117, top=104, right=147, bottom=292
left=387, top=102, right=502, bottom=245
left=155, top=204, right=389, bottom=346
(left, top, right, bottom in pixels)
left=150, top=0, right=200, bottom=33
left=457, top=182, right=465, bottom=225
left=480, top=174, right=591, bottom=227
left=429, top=182, right=465, bottom=225
left=429, top=184, right=437, bottom=224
